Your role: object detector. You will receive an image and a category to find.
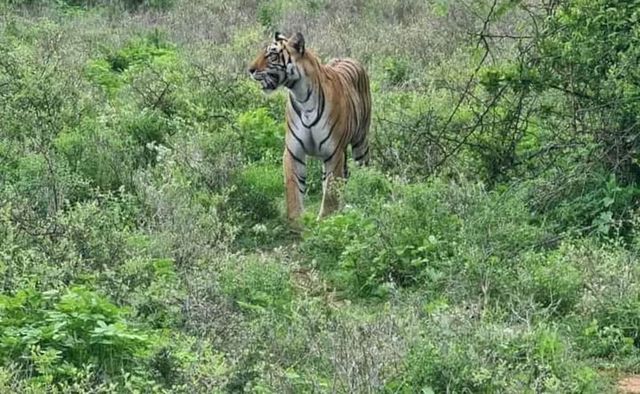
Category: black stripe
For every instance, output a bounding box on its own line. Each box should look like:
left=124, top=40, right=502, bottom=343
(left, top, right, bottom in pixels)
left=284, top=78, right=297, bottom=89
left=357, top=74, right=366, bottom=98
left=283, top=55, right=299, bottom=89
left=351, top=137, right=365, bottom=150
left=324, top=144, right=339, bottom=163
left=295, top=168, right=306, bottom=194
left=307, top=87, right=325, bottom=128
left=319, top=120, right=338, bottom=150
left=287, top=122, right=307, bottom=154
left=290, top=87, right=325, bottom=129
left=354, top=146, right=369, bottom=162
left=346, top=65, right=357, bottom=79
left=300, top=88, right=312, bottom=103
left=286, top=146, right=306, bottom=166
left=289, top=95, right=303, bottom=120
left=347, top=96, right=358, bottom=130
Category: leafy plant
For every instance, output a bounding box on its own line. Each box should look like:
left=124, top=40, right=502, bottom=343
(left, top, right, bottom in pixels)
left=220, top=256, right=293, bottom=314
left=0, top=287, right=153, bottom=385
left=236, top=108, right=284, bottom=163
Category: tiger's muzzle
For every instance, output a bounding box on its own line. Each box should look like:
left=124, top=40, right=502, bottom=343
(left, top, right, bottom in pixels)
left=249, top=68, right=283, bottom=92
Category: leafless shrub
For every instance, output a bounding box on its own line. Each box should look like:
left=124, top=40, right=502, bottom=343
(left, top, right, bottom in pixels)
left=134, top=140, right=241, bottom=266
left=323, top=316, right=411, bottom=393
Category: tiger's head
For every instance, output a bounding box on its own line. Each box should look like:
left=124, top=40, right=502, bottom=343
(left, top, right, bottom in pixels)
left=248, top=32, right=306, bottom=93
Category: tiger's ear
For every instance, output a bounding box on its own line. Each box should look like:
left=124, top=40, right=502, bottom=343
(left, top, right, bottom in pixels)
left=289, top=32, right=305, bottom=55
left=274, top=31, right=287, bottom=42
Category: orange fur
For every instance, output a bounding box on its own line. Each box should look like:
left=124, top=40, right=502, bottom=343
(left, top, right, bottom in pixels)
left=249, top=33, right=371, bottom=223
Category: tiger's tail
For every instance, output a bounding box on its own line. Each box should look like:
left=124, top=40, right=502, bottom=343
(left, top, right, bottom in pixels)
left=351, top=68, right=371, bottom=166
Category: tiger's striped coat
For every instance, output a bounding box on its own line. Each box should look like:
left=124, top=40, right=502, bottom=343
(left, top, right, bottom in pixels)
left=249, top=32, right=371, bottom=222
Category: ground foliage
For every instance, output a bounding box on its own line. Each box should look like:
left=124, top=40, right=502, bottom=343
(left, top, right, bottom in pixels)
left=1, top=0, right=640, bottom=392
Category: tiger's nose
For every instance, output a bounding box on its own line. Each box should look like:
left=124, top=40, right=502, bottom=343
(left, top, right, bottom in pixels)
left=248, top=66, right=256, bottom=75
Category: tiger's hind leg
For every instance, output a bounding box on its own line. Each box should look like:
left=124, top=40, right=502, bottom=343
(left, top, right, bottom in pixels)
left=351, top=134, right=370, bottom=166
left=343, top=149, right=350, bottom=179
left=318, top=148, right=347, bottom=220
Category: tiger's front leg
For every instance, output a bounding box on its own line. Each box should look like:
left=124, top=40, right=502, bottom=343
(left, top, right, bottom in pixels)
left=283, top=147, right=307, bottom=224
left=318, top=149, right=346, bottom=220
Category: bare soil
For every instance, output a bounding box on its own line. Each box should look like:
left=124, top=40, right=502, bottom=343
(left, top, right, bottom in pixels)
left=619, top=376, right=640, bottom=393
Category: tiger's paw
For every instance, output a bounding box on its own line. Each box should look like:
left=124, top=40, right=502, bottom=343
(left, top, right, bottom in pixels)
left=287, top=218, right=304, bottom=236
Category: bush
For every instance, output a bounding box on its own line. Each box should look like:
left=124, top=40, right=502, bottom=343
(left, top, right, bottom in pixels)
left=136, top=169, right=240, bottom=266
left=342, top=166, right=393, bottom=208
left=135, top=129, right=242, bottom=265
left=544, top=240, right=640, bottom=361
left=105, top=257, right=186, bottom=329
left=0, top=287, right=153, bottom=387
left=528, top=251, right=583, bottom=315
left=303, top=177, right=462, bottom=298
left=87, top=33, right=179, bottom=103
left=220, top=256, right=293, bottom=314
left=232, top=163, right=283, bottom=224
left=303, top=175, right=545, bottom=300
left=382, top=57, right=411, bottom=86
left=236, top=108, right=284, bottom=163
left=390, top=313, right=606, bottom=394
left=536, top=0, right=640, bottom=184
left=55, top=118, right=138, bottom=192
left=119, top=109, right=173, bottom=166
left=257, top=0, right=284, bottom=29
left=529, top=171, right=640, bottom=238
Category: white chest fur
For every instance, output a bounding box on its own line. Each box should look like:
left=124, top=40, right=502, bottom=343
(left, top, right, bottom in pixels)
left=287, top=92, right=336, bottom=159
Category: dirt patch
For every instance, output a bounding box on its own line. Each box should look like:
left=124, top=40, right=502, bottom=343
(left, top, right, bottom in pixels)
left=619, top=376, right=640, bottom=393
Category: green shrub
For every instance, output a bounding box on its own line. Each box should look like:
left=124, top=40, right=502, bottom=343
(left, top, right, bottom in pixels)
left=0, top=287, right=153, bottom=386
left=537, top=0, right=640, bottom=184
left=118, top=108, right=172, bottom=166
left=136, top=171, right=240, bottom=265
left=543, top=240, right=640, bottom=361
left=343, top=166, right=393, bottom=209
left=529, top=252, right=583, bottom=315
left=303, top=211, right=376, bottom=294
left=87, top=33, right=178, bottom=100
left=303, top=179, right=461, bottom=298
left=236, top=108, right=284, bottom=163
left=3, top=151, right=90, bottom=216
left=60, top=195, right=138, bottom=270
left=590, top=297, right=640, bottom=352
left=580, top=319, right=636, bottom=359
left=220, top=257, right=293, bottom=314
left=148, top=334, right=228, bottom=390
left=55, top=118, right=138, bottom=192
left=257, top=1, right=283, bottom=29
left=105, top=257, right=185, bottom=329
left=304, top=177, right=554, bottom=301
left=371, top=89, right=447, bottom=179
left=232, top=163, right=283, bottom=223
left=390, top=316, right=605, bottom=394
left=446, top=183, right=547, bottom=303
left=532, top=172, right=640, bottom=237
left=383, top=57, right=411, bottom=86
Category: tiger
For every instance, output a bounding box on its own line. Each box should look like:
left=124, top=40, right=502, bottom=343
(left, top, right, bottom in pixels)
left=248, top=32, right=372, bottom=223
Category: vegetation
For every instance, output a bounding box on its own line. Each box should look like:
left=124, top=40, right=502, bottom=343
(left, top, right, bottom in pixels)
left=1, top=0, right=639, bottom=392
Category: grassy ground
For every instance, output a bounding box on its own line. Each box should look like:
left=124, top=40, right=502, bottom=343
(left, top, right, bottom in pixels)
left=1, top=1, right=640, bottom=393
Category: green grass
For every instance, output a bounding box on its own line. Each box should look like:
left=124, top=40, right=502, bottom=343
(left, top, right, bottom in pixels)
left=1, top=0, right=639, bottom=392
